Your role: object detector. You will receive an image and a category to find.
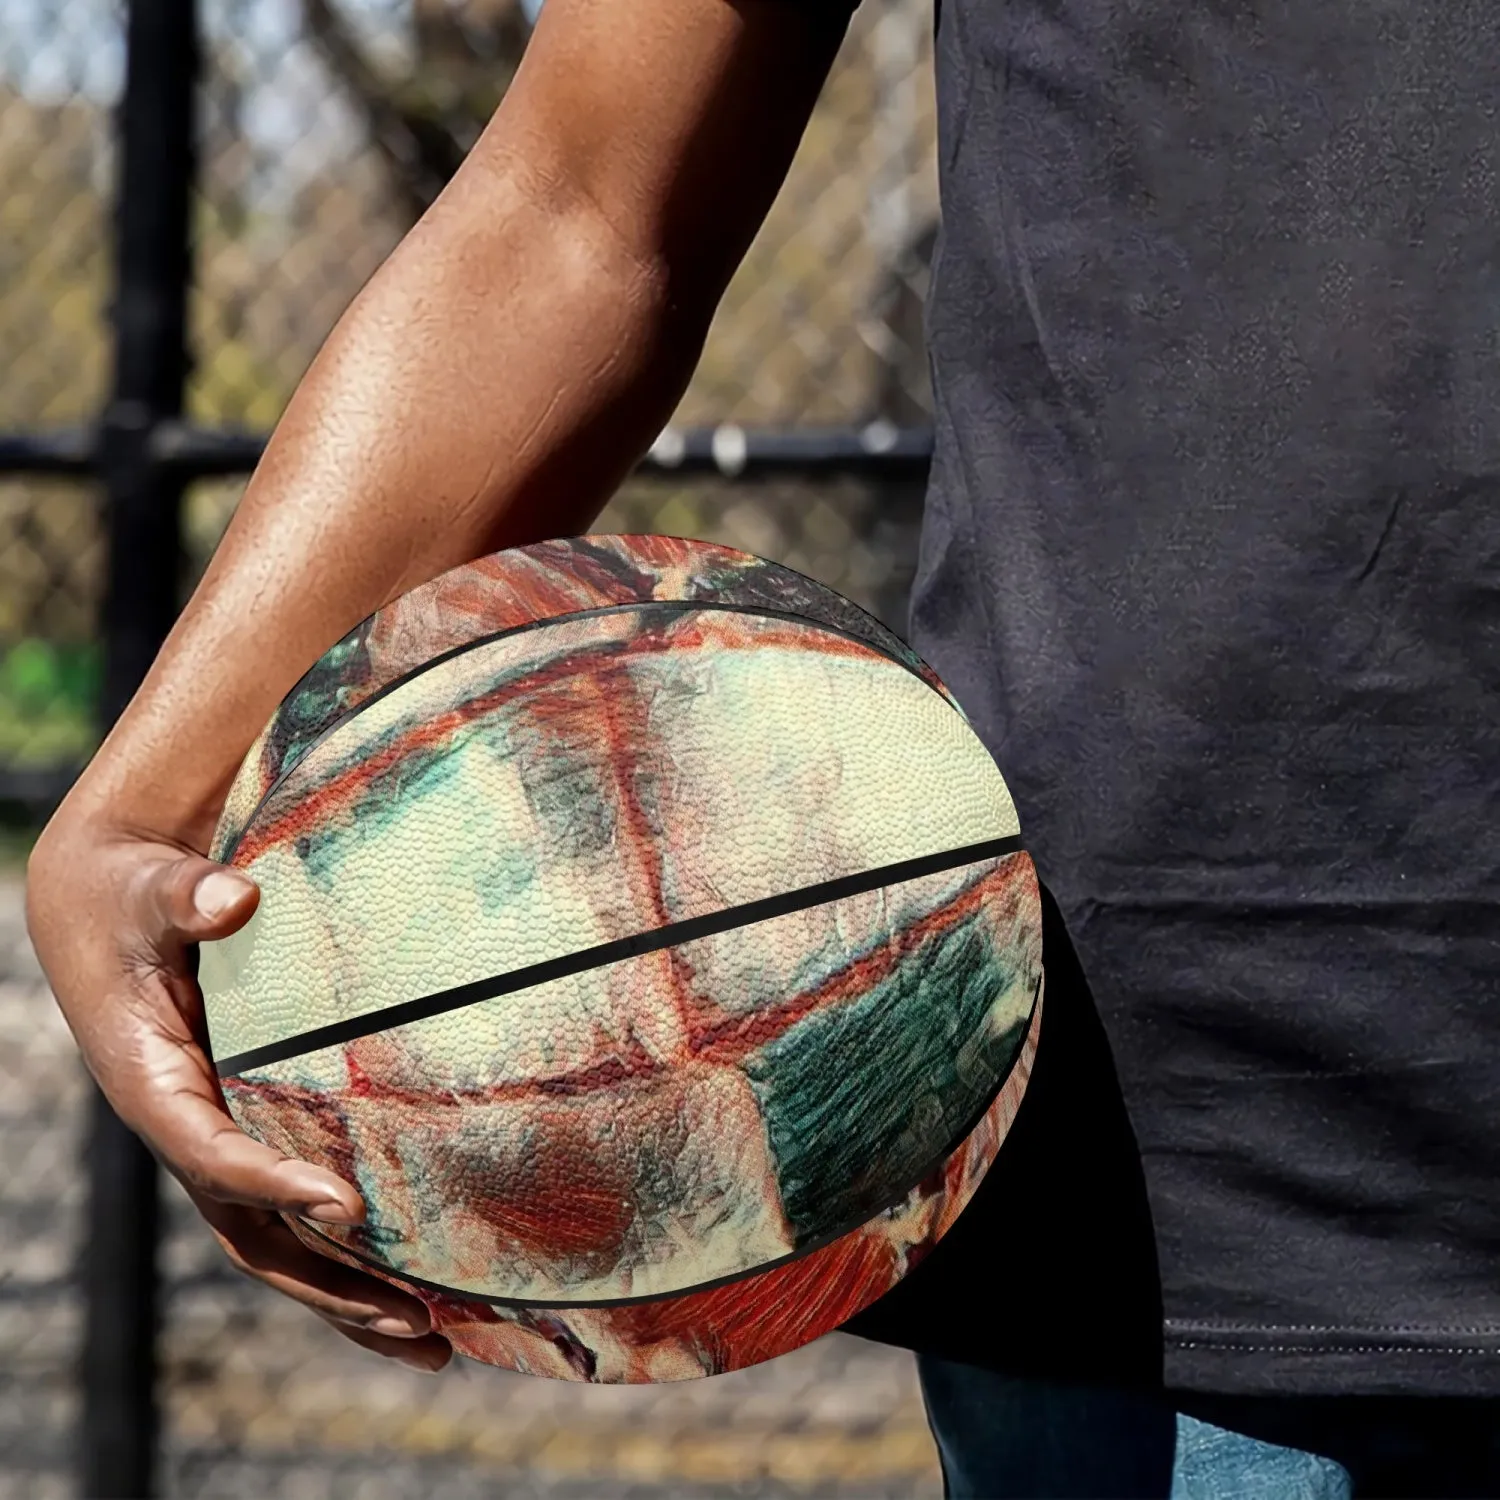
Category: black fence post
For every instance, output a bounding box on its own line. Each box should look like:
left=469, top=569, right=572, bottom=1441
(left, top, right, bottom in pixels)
left=82, top=2, right=199, bottom=1496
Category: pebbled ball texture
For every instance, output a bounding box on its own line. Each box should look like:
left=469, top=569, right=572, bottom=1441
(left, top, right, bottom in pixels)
left=200, top=536, right=1042, bottom=1382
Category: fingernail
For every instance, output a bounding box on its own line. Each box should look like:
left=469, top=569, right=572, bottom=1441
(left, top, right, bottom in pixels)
left=373, top=1315, right=425, bottom=1338
left=304, top=1198, right=360, bottom=1225
left=195, top=871, right=251, bottom=921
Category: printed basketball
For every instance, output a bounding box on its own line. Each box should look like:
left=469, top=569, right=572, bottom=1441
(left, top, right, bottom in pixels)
left=199, top=535, right=1043, bottom=1382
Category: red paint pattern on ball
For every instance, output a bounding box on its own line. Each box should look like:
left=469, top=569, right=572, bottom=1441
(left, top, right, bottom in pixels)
left=206, top=537, right=1041, bottom=1381
left=272, top=1000, right=1039, bottom=1383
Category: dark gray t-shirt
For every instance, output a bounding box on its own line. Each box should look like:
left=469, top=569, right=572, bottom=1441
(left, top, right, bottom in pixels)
left=847, top=0, right=1500, bottom=1396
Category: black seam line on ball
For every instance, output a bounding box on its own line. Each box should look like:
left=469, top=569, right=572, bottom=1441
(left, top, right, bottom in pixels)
left=291, top=974, right=1040, bottom=1311
left=213, top=835, right=1025, bottom=1077
left=221, top=598, right=944, bottom=865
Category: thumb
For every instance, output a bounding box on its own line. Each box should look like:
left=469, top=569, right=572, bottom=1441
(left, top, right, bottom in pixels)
left=131, top=851, right=260, bottom=958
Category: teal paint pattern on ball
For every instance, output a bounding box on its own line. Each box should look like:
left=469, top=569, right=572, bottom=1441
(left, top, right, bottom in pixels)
left=212, top=536, right=957, bottom=865
left=201, top=536, right=1042, bottom=1382
left=741, top=890, right=1034, bottom=1242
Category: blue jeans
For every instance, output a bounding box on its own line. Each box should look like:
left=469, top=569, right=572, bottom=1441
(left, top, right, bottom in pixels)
left=918, top=1356, right=1500, bottom=1499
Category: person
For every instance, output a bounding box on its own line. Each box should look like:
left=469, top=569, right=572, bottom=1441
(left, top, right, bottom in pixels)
left=25, top=0, right=1500, bottom=1491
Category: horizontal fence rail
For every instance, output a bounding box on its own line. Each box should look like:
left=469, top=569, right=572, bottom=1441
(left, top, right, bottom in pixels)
left=0, top=419, right=935, bottom=816
left=0, top=422, right=936, bottom=481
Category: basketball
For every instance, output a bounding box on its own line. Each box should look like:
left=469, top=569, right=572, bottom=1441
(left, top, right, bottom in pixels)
left=198, top=535, right=1042, bottom=1383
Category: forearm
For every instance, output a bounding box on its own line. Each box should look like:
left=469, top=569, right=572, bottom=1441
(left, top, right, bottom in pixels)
left=59, top=157, right=701, bottom=853
left=38, top=0, right=846, bottom=861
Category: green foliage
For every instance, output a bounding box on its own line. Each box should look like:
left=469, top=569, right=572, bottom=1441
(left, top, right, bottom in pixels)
left=0, top=638, right=99, bottom=769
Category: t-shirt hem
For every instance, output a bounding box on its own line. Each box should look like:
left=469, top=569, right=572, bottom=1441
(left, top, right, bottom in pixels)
left=1166, top=1321, right=1500, bottom=1399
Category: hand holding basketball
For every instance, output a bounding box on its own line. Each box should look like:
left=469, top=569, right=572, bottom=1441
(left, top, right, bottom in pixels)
left=24, top=819, right=451, bottom=1373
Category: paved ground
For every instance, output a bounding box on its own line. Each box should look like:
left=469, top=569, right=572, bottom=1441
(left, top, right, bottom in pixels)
left=0, top=874, right=942, bottom=1498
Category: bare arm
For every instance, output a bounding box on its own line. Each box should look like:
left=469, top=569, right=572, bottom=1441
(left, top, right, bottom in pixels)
left=26, top=0, right=849, bottom=1368
left=67, top=0, right=848, bottom=852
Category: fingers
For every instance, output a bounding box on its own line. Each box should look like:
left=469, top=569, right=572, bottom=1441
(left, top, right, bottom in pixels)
left=83, top=848, right=366, bottom=1223
left=321, top=1316, right=453, bottom=1373
left=41, top=828, right=444, bottom=1373
left=32, top=826, right=392, bottom=1309
left=195, top=1195, right=436, bottom=1338
left=136, top=1033, right=366, bottom=1222
left=97, top=959, right=365, bottom=1221
left=208, top=1200, right=453, bottom=1370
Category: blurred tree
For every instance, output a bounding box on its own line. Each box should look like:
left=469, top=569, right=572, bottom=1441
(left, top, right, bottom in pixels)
left=301, top=0, right=532, bottom=225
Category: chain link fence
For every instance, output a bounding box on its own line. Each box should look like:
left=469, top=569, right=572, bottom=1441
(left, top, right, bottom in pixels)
left=179, top=0, right=939, bottom=607
left=0, top=1, right=113, bottom=797
left=0, top=0, right=945, bottom=1493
